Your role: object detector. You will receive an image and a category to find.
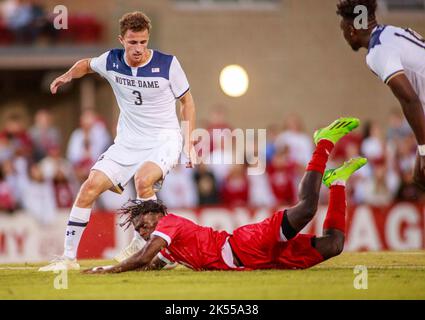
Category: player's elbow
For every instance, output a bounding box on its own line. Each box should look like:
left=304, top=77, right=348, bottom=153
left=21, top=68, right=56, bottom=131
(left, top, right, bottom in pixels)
left=331, top=241, right=344, bottom=257
left=328, top=234, right=345, bottom=258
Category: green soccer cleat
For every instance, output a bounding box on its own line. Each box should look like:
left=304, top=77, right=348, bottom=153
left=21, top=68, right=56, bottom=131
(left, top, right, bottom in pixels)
left=313, top=117, right=360, bottom=145
left=323, top=157, right=368, bottom=188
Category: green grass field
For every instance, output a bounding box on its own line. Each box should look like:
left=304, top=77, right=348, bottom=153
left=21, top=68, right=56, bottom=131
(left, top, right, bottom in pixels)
left=1, top=251, right=425, bottom=300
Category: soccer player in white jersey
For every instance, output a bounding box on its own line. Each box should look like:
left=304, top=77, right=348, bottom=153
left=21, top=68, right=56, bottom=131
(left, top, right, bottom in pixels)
left=336, top=0, right=425, bottom=189
left=39, top=12, right=196, bottom=271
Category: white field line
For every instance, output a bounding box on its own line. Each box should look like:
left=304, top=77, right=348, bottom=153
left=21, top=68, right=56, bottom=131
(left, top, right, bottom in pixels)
left=0, top=267, right=38, bottom=270
left=1, top=266, right=425, bottom=271
left=315, top=265, right=425, bottom=270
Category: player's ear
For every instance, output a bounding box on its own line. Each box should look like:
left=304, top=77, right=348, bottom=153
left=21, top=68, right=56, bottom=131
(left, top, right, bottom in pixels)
left=118, top=35, right=124, bottom=46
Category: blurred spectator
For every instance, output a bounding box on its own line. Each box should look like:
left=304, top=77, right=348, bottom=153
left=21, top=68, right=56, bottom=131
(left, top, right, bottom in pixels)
left=52, top=168, right=74, bottom=209
left=0, top=0, right=56, bottom=44
left=0, top=135, right=14, bottom=162
left=386, top=108, right=412, bottom=142
left=0, top=114, right=32, bottom=158
left=266, top=124, right=279, bottom=164
left=158, top=164, right=197, bottom=208
left=394, top=135, right=416, bottom=175
left=39, top=145, right=76, bottom=208
left=67, top=109, right=111, bottom=182
left=21, top=163, right=56, bottom=225
left=221, top=164, right=249, bottom=207
left=330, top=133, right=362, bottom=165
left=3, top=0, right=35, bottom=43
left=0, top=163, right=16, bottom=212
left=267, top=146, right=297, bottom=206
left=30, top=109, right=61, bottom=162
left=193, top=163, right=220, bottom=206
left=208, top=132, right=234, bottom=187
left=205, top=105, right=232, bottom=152
left=39, top=145, right=73, bottom=181
left=275, top=113, right=313, bottom=166
left=354, top=161, right=399, bottom=206
left=361, top=121, right=386, bottom=164
left=247, top=159, right=276, bottom=207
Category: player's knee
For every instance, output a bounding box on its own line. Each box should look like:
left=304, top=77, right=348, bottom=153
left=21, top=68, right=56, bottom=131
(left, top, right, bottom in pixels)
left=77, top=178, right=103, bottom=206
left=328, top=235, right=345, bottom=257
left=135, top=175, right=154, bottom=192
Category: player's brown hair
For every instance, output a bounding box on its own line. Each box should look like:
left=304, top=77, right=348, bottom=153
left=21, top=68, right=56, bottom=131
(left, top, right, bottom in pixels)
left=119, top=199, right=167, bottom=230
left=119, top=11, right=152, bottom=36
left=336, top=0, right=377, bottom=20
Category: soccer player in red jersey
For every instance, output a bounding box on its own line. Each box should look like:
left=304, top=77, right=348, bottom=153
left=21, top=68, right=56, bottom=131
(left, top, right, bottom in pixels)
left=84, top=118, right=367, bottom=273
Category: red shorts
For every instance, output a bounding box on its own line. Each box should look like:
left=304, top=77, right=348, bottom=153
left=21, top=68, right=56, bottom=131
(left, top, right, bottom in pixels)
left=229, top=211, right=324, bottom=270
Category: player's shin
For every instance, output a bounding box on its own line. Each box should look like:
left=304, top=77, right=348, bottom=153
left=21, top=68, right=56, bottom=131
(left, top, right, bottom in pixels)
left=323, top=184, right=346, bottom=234
left=306, top=140, right=334, bottom=175
left=64, top=206, right=91, bottom=260
left=313, top=184, right=346, bottom=259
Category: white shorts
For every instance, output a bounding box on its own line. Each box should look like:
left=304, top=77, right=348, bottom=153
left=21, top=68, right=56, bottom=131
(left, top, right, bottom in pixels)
left=92, top=133, right=182, bottom=193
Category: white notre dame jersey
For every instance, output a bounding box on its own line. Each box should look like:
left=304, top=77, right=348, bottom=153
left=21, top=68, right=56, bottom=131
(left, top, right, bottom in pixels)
left=366, top=25, right=425, bottom=107
left=90, top=49, right=189, bottom=149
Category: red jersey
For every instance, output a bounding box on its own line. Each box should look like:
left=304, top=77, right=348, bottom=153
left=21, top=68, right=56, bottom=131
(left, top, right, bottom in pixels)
left=153, top=214, right=233, bottom=271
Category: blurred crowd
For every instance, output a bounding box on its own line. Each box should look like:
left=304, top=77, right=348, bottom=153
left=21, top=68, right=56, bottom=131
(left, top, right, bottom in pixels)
left=1, top=106, right=424, bottom=224
left=0, top=0, right=102, bottom=45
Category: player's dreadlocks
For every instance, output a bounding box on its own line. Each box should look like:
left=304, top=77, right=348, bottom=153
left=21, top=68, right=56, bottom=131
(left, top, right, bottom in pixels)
left=118, top=199, right=168, bottom=230
left=336, top=0, right=377, bottom=20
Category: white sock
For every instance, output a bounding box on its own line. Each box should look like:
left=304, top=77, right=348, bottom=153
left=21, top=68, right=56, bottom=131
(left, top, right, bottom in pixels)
left=63, top=206, right=91, bottom=260
left=137, top=194, right=157, bottom=201
left=132, top=195, right=157, bottom=241
left=331, top=180, right=346, bottom=187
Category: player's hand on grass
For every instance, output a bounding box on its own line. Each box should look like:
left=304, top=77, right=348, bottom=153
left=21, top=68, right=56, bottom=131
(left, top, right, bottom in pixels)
left=82, top=265, right=114, bottom=274
left=50, top=73, right=72, bottom=94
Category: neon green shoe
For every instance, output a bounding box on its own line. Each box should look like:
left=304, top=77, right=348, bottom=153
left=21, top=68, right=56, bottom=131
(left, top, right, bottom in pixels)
left=313, top=117, right=360, bottom=145
left=323, top=157, right=368, bottom=188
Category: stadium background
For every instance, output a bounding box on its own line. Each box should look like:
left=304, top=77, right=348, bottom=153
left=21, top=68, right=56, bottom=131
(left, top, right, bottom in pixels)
left=1, top=0, right=425, bottom=264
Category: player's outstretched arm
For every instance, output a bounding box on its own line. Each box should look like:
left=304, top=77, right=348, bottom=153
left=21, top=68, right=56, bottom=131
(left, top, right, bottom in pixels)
left=179, top=91, right=197, bottom=168
left=50, top=58, right=94, bottom=94
left=138, top=255, right=168, bottom=271
left=388, top=74, right=425, bottom=186
left=82, top=236, right=167, bottom=274
left=388, top=74, right=425, bottom=145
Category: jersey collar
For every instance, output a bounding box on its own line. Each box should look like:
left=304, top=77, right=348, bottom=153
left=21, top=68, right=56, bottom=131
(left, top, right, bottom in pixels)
left=368, top=25, right=386, bottom=53
left=123, top=49, right=154, bottom=69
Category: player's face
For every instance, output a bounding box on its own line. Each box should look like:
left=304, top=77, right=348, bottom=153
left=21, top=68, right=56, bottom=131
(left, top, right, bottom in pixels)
left=119, top=29, right=150, bottom=66
left=340, top=19, right=361, bottom=51
left=133, top=213, right=161, bottom=241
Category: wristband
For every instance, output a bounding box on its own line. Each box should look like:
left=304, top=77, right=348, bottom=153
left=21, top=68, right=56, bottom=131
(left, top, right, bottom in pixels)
left=418, top=145, right=425, bottom=156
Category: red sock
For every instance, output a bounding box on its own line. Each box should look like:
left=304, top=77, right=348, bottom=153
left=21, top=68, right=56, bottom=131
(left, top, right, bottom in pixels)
left=306, top=140, right=334, bottom=174
left=323, top=185, right=346, bottom=233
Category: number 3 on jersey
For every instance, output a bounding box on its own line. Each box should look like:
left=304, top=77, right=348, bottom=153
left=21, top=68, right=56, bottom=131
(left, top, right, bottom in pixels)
left=132, top=90, right=143, bottom=105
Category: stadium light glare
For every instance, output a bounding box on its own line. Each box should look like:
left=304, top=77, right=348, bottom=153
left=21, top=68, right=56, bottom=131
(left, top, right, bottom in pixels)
left=219, top=64, right=249, bottom=97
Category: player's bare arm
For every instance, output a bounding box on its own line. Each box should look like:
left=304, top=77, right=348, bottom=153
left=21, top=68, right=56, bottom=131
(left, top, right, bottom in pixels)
left=179, top=91, right=197, bottom=168
left=387, top=74, right=425, bottom=145
left=83, top=236, right=167, bottom=274
left=388, top=74, right=425, bottom=186
left=138, top=255, right=168, bottom=271
left=50, top=58, right=94, bottom=94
